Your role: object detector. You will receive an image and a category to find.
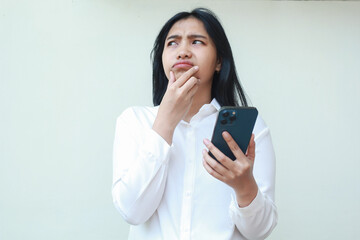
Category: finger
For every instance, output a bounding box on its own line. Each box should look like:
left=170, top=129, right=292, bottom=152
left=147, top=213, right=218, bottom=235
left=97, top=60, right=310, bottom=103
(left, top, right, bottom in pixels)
left=246, top=134, right=256, bottom=161
left=202, top=149, right=228, bottom=175
left=173, top=66, right=199, bottom=87
left=203, top=138, right=232, bottom=169
left=202, top=156, right=225, bottom=182
left=187, top=82, right=199, bottom=99
left=222, top=131, right=245, bottom=160
left=182, top=76, right=200, bottom=94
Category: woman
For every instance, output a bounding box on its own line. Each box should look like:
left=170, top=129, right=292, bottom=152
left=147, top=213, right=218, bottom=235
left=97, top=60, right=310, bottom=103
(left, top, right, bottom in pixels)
left=112, top=8, right=277, bottom=240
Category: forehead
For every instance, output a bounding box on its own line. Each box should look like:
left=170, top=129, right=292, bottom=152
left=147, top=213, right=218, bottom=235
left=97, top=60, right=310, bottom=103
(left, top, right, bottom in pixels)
left=167, top=17, right=208, bottom=36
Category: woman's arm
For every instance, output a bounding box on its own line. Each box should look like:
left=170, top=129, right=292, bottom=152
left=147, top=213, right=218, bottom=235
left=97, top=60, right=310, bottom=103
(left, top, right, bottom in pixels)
left=203, top=123, right=277, bottom=239
left=112, top=67, right=200, bottom=225
left=112, top=108, right=171, bottom=225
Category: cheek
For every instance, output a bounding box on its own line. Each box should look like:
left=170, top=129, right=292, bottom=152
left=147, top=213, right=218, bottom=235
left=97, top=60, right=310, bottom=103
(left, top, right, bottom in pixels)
left=199, top=60, right=216, bottom=76
left=162, top=52, right=173, bottom=69
left=162, top=59, right=169, bottom=79
left=164, top=71, right=170, bottom=81
left=163, top=66, right=172, bottom=81
left=196, top=62, right=217, bottom=83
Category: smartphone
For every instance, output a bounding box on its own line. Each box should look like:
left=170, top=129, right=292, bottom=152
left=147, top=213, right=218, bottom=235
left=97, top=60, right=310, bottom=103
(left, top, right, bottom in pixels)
left=209, top=107, right=258, bottom=161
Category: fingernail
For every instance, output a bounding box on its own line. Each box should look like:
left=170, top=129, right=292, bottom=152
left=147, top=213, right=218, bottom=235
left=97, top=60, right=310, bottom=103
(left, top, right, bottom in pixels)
left=203, top=138, right=210, bottom=146
left=222, top=131, right=230, bottom=139
left=194, top=66, right=199, bottom=70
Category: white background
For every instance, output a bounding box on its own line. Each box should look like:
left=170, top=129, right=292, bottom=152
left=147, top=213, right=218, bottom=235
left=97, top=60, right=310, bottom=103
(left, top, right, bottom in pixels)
left=1, top=0, right=359, bottom=239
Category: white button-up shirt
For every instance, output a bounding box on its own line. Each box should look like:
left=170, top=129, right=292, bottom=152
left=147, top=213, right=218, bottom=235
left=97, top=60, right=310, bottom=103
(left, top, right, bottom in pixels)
left=112, top=99, right=277, bottom=240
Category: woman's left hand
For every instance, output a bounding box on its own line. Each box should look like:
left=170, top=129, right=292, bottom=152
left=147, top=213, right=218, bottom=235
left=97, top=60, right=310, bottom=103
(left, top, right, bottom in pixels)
left=202, top=131, right=258, bottom=207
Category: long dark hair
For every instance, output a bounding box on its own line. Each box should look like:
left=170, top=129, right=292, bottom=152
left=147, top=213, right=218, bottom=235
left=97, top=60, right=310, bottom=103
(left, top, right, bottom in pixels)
left=151, top=8, right=248, bottom=107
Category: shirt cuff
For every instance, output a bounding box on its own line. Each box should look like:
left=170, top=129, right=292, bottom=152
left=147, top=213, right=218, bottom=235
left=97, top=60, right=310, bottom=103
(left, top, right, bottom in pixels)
left=229, top=189, right=265, bottom=218
left=140, top=128, right=173, bottom=164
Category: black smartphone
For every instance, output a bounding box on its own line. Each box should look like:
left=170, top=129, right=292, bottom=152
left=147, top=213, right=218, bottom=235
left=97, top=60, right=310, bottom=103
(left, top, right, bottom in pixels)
left=209, top=107, right=258, bottom=161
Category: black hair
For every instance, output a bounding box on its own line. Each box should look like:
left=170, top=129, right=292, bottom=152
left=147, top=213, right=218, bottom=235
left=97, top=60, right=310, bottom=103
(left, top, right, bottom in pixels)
left=151, top=8, right=248, bottom=107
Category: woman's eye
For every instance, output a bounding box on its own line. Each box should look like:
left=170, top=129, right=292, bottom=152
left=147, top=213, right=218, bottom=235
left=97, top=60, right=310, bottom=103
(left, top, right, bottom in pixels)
left=193, top=40, right=204, bottom=45
left=167, top=41, right=177, bottom=46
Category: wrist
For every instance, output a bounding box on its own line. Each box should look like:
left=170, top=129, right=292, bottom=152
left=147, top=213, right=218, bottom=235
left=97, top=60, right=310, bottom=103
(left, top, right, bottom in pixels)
left=234, top=177, right=258, bottom=207
left=152, top=118, right=176, bottom=145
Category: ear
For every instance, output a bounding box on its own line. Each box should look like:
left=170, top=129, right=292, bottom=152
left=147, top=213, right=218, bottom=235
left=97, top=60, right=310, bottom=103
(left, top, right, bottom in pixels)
left=215, top=57, right=222, bottom=72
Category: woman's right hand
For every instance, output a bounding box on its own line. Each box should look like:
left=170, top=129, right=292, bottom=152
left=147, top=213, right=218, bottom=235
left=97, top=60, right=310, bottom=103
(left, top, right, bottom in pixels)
left=152, top=66, right=200, bottom=145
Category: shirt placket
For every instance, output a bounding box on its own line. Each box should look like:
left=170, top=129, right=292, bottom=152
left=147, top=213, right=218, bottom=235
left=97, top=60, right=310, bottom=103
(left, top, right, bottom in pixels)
left=180, top=123, right=196, bottom=240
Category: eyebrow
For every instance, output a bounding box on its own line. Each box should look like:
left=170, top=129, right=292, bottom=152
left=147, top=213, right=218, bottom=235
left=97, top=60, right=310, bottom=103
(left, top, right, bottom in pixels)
left=166, top=34, right=208, bottom=41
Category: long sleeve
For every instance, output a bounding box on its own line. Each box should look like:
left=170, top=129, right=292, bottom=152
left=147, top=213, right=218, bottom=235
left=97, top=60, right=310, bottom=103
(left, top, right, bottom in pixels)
left=112, top=107, right=171, bottom=225
left=229, top=119, right=278, bottom=239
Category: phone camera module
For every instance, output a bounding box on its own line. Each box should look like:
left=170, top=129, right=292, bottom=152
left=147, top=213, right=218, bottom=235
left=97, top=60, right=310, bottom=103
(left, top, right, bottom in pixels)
left=222, top=111, right=229, bottom=117
left=221, top=119, right=227, bottom=125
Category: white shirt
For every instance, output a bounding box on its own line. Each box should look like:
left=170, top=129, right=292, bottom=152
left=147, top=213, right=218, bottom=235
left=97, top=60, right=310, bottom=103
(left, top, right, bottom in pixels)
left=112, top=99, right=277, bottom=240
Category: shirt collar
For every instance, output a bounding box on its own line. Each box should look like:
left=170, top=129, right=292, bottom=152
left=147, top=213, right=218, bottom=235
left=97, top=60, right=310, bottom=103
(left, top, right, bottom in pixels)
left=210, top=98, right=221, bottom=111
left=185, top=98, right=220, bottom=123
left=198, top=98, right=221, bottom=112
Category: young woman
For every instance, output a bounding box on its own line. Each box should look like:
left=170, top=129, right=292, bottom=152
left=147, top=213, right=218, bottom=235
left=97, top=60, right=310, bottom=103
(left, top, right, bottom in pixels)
left=112, top=8, right=277, bottom=240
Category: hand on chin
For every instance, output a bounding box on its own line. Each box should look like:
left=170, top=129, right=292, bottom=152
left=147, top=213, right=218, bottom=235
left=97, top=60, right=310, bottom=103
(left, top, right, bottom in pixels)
left=172, top=67, right=199, bottom=81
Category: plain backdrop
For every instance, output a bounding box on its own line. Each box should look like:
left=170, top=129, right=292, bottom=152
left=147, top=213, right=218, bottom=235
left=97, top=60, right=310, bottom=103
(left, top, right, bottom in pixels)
left=1, top=0, right=359, bottom=239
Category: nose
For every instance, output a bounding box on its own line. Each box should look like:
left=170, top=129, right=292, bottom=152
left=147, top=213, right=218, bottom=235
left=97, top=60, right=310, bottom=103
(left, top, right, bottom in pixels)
left=177, top=43, right=192, bottom=59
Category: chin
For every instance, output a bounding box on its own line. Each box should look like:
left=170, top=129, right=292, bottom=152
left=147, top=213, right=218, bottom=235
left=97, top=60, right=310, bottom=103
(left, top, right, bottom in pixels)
left=174, top=70, right=187, bottom=79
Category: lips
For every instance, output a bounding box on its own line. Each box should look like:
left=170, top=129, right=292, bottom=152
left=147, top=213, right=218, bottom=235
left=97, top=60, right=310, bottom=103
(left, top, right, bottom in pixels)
left=172, top=60, right=194, bottom=69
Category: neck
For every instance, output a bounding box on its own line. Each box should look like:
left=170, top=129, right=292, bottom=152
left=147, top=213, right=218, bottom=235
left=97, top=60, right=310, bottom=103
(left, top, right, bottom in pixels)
left=183, top=84, right=212, bottom=122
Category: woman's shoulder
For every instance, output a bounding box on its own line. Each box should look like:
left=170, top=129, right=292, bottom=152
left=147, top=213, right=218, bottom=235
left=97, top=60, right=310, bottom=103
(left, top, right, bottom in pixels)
left=120, top=105, right=158, bottom=116
left=116, top=105, right=159, bottom=127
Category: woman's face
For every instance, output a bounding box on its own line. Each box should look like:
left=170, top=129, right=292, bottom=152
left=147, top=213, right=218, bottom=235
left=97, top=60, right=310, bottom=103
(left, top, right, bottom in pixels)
left=162, top=17, right=221, bottom=85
